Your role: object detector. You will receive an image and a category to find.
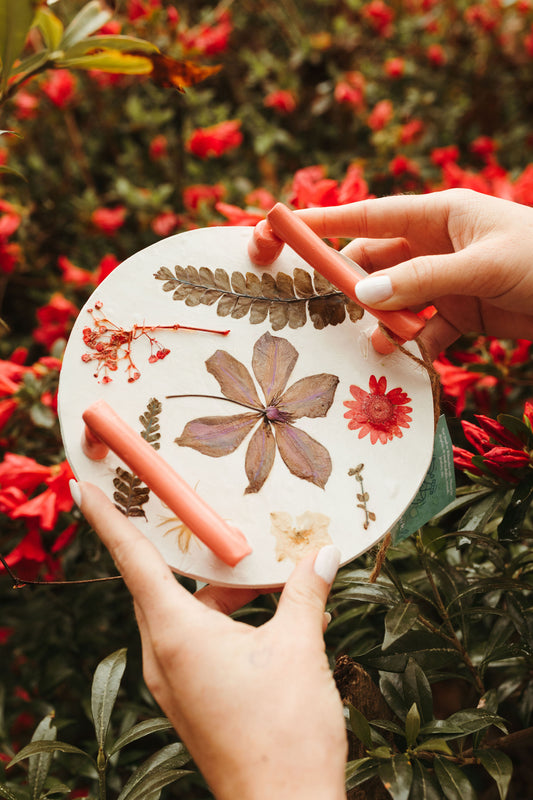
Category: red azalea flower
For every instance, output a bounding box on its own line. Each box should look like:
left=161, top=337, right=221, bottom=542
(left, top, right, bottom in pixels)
left=367, top=99, right=393, bottom=131
left=338, top=164, right=372, bottom=204
left=58, top=255, right=95, bottom=287
left=41, top=70, right=77, bottom=108
left=343, top=375, right=412, bottom=444
left=512, top=164, right=533, bottom=205
left=390, top=155, right=420, bottom=176
left=431, top=146, right=459, bottom=166
left=13, top=89, right=39, bottom=119
left=181, top=10, right=232, bottom=55
left=0, top=452, right=51, bottom=492
left=245, top=188, right=277, bottom=211
left=10, top=460, right=74, bottom=531
left=384, top=57, right=404, bottom=78
left=149, top=134, right=168, bottom=160
left=400, top=119, right=424, bottom=145
left=151, top=212, right=182, bottom=237
left=427, top=43, right=447, bottom=66
left=96, top=254, right=121, bottom=284
left=264, top=89, right=297, bottom=114
left=215, top=202, right=263, bottom=226
left=362, top=0, right=395, bottom=36
left=288, top=165, right=339, bottom=209
left=0, top=397, right=18, bottom=429
left=33, top=293, right=79, bottom=349
left=183, top=183, right=226, bottom=211
left=91, top=206, right=127, bottom=235
left=186, top=120, right=243, bottom=159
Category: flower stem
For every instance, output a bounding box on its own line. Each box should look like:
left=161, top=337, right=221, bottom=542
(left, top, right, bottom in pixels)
left=166, top=393, right=261, bottom=413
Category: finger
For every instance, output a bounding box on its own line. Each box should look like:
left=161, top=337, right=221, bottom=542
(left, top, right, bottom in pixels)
left=195, top=584, right=260, bottom=615
left=295, top=194, right=447, bottom=240
left=341, top=237, right=411, bottom=273
left=74, top=481, right=198, bottom=620
left=275, top=545, right=340, bottom=635
left=353, top=245, right=512, bottom=311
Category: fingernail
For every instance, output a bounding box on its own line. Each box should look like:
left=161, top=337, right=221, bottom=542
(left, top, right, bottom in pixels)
left=324, top=611, right=332, bottom=628
left=355, top=275, right=393, bottom=305
left=69, top=479, right=82, bottom=508
left=314, top=545, right=341, bottom=584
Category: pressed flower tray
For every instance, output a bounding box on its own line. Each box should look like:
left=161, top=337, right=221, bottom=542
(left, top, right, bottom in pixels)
left=58, top=226, right=434, bottom=588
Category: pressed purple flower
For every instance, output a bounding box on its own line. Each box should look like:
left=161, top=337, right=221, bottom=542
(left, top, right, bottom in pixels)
left=173, top=331, right=339, bottom=493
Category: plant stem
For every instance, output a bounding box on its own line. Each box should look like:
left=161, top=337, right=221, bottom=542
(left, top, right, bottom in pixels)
left=166, top=392, right=262, bottom=413
left=415, top=534, right=485, bottom=696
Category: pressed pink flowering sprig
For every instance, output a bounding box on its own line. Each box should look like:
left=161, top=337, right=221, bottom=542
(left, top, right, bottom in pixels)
left=81, top=301, right=229, bottom=384
left=453, top=403, right=533, bottom=486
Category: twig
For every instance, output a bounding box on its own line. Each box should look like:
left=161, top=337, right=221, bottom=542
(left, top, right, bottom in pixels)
left=0, top=552, right=122, bottom=588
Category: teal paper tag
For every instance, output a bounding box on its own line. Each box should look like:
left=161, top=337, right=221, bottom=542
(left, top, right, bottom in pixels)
left=391, top=415, right=456, bottom=544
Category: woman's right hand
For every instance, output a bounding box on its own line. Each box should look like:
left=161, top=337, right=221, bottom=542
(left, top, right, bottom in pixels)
left=296, top=188, right=533, bottom=357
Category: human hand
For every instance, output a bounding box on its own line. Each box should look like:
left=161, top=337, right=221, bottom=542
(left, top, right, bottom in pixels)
left=72, top=480, right=347, bottom=800
left=296, top=188, right=533, bottom=358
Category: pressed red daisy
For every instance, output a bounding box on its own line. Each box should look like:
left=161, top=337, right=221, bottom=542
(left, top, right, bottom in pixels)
left=343, top=375, right=412, bottom=444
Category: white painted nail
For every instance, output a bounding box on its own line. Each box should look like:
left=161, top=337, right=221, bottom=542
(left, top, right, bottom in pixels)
left=314, top=545, right=341, bottom=584
left=69, top=479, right=82, bottom=508
left=355, top=275, right=393, bottom=305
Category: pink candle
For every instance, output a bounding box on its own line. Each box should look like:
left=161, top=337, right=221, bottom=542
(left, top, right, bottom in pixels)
left=265, top=203, right=425, bottom=345
left=82, top=400, right=252, bottom=567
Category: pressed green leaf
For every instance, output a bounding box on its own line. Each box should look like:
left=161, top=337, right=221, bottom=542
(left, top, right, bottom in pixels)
left=0, top=0, right=35, bottom=91
left=117, top=743, right=190, bottom=800
left=34, top=6, right=63, bottom=51
left=60, top=0, right=111, bottom=50
left=475, top=748, right=513, bottom=800
left=405, top=702, right=421, bottom=747
left=403, top=659, right=433, bottom=725
left=378, top=755, right=412, bottom=800
left=91, top=648, right=127, bottom=750
left=434, top=756, right=475, bottom=800
left=29, top=715, right=56, bottom=800
left=108, top=717, right=173, bottom=756
left=348, top=704, right=372, bottom=748
left=57, top=50, right=152, bottom=73
left=383, top=603, right=419, bottom=650
left=7, top=741, right=92, bottom=770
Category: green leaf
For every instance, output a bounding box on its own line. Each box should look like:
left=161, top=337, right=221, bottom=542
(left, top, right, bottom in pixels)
left=414, top=737, right=452, bottom=755
left=409, top=760, right=442, bottom=800
left=34, top=6, right=63, bottom=51
left=445, top=709, right=508, bottom=737
left=29, top=715, right=56, bottom=800
left=117, top=744, right=191, bottom=800
left=497, top=413, right=533, bottom=446
left=57, top=50, right=153, bottom=74
left=0, top=0, right=35, bottom=92
left=497, top=471, right=533, bottom=540
left=0, top=783, right=29, bottom=800
left=379, top=672, right=407, bottom=721
left=345, top=757, right=380, bottom=790
left=405, top=702, right=420, bottom=747
left=383, top=603, right=419, bottom=650
left=62, top=34, right=158, bottom=59
left=348, top=704, right=372, bottom=748
left=433, top=756, right=476, bottom=800
left=7, top=741, right=92, bottom=770
left=458, top=489, right=506, bottom=534
left=108, top=717, right=173, bottom=756
left=378, top=755, right=412, bottom=800
left=475, top=748, right=513, bottom=800
left=0, top=165, right=26, bottom=181
left=91, top=648, right=127, bottom=750
left=403, top=659, right=433, bottom=725
left=60, top=0, right=111, bottom=50
left=118, top=768, right=192, bottom=800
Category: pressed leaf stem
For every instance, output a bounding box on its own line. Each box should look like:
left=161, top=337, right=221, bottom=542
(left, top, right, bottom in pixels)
left=415, top=534, right=485, bottom=696
left=166, top=392, right=261, bottom=413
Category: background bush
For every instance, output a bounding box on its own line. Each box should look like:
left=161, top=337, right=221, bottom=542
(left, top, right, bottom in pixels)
left=0, top=1, right=532, bottom=798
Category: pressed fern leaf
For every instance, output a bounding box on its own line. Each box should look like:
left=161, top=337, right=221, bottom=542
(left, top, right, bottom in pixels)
left=113, top=398, right=162, bottom=517
left=113, top=467, right=151, bottom=518
left=139, top=397, right=162, bottom=450
left=154, top=265, right=364, bottom=331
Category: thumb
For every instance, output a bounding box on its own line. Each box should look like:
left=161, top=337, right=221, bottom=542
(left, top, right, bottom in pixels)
left=275, top=545, right=341, bottom=634
left=354, top=245, right=496, bottom=310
